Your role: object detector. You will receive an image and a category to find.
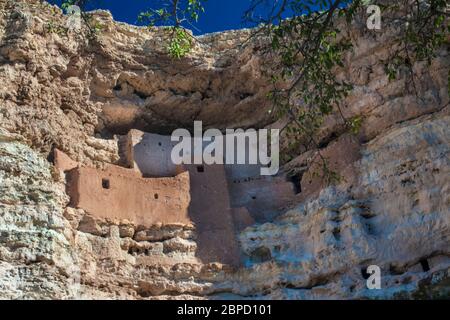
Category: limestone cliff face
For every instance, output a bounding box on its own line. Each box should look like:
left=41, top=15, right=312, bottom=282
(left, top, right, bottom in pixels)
left=0, top=0, right=449, bottom=299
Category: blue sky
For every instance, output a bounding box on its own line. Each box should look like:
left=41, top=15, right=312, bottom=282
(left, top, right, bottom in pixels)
left=47, top=0, right=295, bottom=35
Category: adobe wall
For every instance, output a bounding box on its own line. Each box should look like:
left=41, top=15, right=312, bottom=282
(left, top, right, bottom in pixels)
left=124, top=129, right=182, bottom=177
left=184, top=164, right=240, bottom=265
left=124, top=131, right=240, bottom=265
left=66, top=163, right=192, bottom=227
left=60, top=127, right=297, bottom=266
left=225, top=163, right=297, bottom=223
left=54, top=148, right=79, bottom=172
left=124, top=130, right=298, bottom=224
left=220, top=128, right=297, bottom=222
left=228, top=175, right=297, bottom=222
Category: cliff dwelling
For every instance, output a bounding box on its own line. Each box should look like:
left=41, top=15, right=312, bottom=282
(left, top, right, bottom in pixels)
left=55, top=129, right=297, bottom=266
left=1, top=0, right=449, bottom=300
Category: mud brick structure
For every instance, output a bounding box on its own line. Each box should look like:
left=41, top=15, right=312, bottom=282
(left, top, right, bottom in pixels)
left=121, top=129, right=183, bottom=177
left=56, top=129, right=297, bottom=265
left=124, top=129, right=298, bottom=223
left=121, top=130, right=241, bottom=265
left=68, top=167, right=191, bottom=226
left=2, top=1, right=449, bottom=299
left=54, top=150, right=192, bottom=226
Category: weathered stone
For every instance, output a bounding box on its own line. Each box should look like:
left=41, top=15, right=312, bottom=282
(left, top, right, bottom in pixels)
left=163, top=237, right=197, bottom=254
left=0, top=0, right=448, bottom=300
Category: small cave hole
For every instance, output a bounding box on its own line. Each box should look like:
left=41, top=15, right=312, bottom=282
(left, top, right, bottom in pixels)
left=332, top=228, right=341, bottom=241
left=318, top=132, right=338, bottom=149
left=102, top=179, right=110, bottom=189
left=239, top=92, right=253, bottom=100
left=251, top=196, right=257, bottom=200
left=134, top=90, right=148, bottom=100
left=158, top=142, right=162, bottom=147
left=288, top=172, right=303, bottom=194
left=197, top=165, right=205, bottom=173
left=419, top=259, right=430, bottom=272
left=154, top=193, right=159, bottom=200
left=113, top=83, right=122, bottom=91
left=361, top=267, right=371, bottom=280
left=47, top=144, right=57, bottom=164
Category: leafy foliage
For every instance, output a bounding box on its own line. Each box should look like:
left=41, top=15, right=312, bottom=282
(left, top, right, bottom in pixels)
left=167, top=27, right=193, bottom=59
left=243, top=0, right=358, bottom=181
left=51, top=0, right=449, bottom=184
left=135, top=0, right=448, bottom=182
left=379, top=0, right=449, bottom=97
left=139, top=0, right=205, bottom=27
left=61, top=0, right=77, bottom=11
left=243, top=0, right=448, bottom=182
left=59, top=0, right=102, bottom=37
left=138, top=0, right=206, bottom=58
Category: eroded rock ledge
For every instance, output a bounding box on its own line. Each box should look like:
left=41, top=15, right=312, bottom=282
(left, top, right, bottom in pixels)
left=0, top=0, right=449, bottom=299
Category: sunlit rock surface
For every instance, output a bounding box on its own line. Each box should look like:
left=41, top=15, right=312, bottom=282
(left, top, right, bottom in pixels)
left=0, top=0, right=448, bottom=299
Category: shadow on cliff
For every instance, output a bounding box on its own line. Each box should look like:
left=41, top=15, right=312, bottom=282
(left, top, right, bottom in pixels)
left=185, top=164, right=241, bottom=267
